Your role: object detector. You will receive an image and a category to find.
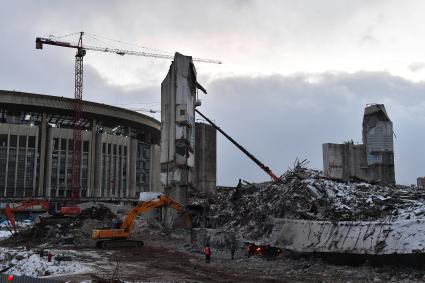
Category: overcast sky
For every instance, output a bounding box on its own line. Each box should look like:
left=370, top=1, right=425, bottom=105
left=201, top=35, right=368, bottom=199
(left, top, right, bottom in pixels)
left=1, top=1, right=425, bottom=185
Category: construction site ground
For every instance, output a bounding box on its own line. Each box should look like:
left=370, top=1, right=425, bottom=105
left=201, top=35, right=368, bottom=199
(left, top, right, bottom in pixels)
left=4, top=169, right=425, bottom=283
left=2, top=232, right=425, bottom=283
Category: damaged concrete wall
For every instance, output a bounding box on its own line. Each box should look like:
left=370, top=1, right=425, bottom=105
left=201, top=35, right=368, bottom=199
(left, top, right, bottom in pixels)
left=322, top=143, right=366, bottom=180
left=160, top=53, right=197, bottom=225
left=271, top=218, right=425, bottom=255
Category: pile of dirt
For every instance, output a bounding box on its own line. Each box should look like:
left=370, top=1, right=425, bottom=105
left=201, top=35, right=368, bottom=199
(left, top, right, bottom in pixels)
left=207, top=164, right=425, bottom=240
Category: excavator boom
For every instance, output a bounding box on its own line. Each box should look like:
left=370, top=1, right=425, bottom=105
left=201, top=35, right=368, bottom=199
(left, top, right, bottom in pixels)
left=4, top=199, right=49, bottom=234
left=5, top=205, right=17, bottom=233
left=195, top=109, right=280, bottom=182
left=92, top=194, right=188, bottom=248
left=120, top=194, right=185, bottom=231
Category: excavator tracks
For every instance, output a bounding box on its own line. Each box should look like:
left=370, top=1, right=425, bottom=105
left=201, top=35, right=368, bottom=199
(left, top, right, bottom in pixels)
left=96, top=240, right=144, bottom=249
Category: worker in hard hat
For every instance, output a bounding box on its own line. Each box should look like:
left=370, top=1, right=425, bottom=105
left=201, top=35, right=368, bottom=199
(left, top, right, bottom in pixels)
left=204, top=243, right=211, bottom=263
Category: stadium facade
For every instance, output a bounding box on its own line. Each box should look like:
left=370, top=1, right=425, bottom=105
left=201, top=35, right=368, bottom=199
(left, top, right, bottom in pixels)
left=0, top=90, right=161, bottom=202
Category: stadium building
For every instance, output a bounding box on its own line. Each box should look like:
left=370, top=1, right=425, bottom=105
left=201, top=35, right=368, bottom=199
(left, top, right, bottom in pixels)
left=0, top=90, right=161, bottom=203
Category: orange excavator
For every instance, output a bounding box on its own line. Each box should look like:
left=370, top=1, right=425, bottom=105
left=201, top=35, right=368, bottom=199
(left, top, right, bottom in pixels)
left=91, top=194, right=189, bottom=248
left=4, top=199, right=49, bottom=233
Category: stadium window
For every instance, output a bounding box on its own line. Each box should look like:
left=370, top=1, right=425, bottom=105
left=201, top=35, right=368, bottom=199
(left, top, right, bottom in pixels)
left=28, top=136, right=35, bottom=148
left=10, top=135, right=17, bottom=147
left=0, top=134, right=8, bottom=147
left=19, top=136, right=26, bottom=148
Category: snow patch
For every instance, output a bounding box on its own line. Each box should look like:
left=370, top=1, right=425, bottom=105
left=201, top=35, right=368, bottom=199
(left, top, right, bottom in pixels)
left=0, top=230, right=12, bottom=239
left=0, top=248, right=91, bottom=278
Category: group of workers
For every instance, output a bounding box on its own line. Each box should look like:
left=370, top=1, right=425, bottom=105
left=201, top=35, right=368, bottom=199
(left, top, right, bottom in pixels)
left=203, top=242, right=282, bottom=262
left=203, top=242, right=237, bottom=263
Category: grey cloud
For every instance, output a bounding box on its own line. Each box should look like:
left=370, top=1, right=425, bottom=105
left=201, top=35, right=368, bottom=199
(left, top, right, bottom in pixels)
left=409, top=62, right=425, bottom=72
left=200, top=72, right=425, bottom=186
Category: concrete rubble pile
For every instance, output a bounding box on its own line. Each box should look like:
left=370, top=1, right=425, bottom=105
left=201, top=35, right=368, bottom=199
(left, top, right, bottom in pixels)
left=207, top=164, right=425, bottom=240
left=1, top=206, right=117, bottom=247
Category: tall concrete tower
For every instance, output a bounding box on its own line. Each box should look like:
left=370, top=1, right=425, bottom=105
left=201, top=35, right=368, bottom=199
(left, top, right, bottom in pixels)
left=160, top=53, right=197, bottom=224
left=362, top=104, right=395, bottom=183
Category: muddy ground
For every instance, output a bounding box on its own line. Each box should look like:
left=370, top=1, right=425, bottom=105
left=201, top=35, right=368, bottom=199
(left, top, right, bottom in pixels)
left=26, top=233, right=425, bottom=283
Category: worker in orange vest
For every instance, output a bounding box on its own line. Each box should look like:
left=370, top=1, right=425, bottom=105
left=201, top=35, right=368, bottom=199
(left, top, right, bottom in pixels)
left=204, top=244, right=211, bottom=263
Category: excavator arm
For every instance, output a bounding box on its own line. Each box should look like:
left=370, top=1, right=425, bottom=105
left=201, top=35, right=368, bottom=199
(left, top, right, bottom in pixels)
left=120, top=194, right=185, bottom=232
left=92, top=194, right=188, bottom=248
left=12, top=200, right=49, bottom=211
left=5, top=205, right=17, bottom=234
left=3, top=199, right=49, bottom=234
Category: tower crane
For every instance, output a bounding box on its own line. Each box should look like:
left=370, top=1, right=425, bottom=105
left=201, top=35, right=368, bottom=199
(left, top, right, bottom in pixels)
left=35, top=32, right=221, bottom=204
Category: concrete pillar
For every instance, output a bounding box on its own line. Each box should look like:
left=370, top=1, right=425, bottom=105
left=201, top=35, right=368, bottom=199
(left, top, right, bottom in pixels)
left=125, top=137, right=130, bottom=198
left=89, top=119, right=97, bottom=197
left=44, top=127, right=53, bottom=198
left=23, top=135, right=28, bottom=197
left=129, top=138, right=137, bottom=198
left=64, top=138, right=69, bottom=196
left=94, top=133, right=102, bottom=198
left=13, top=134, right=19, bottom=197
left=32, top=127, right=39, bottom=196
left=38, top=113, right=47, bottom=196
left=4, top=131, right=10, bottom=197
left=149, top=144, right=162, bottom=192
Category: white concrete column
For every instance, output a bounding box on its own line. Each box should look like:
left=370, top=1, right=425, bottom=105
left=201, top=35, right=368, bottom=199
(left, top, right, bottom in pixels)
left=38, top=113, right=47, bottom=196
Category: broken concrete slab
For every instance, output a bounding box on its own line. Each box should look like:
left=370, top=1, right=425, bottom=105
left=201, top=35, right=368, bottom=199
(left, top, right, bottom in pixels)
left=271, top=218, right=425, bottom=255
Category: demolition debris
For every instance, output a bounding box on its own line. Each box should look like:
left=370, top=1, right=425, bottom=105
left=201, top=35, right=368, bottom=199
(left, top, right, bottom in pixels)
left=207, top=164, right=425, bottom=240
left=1, top=205, right=118, bottom=247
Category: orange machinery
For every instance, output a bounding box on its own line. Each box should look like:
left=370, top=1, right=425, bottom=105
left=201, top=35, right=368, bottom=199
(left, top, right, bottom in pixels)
left=4, top=199, right=49, bottom=233
left=59, top=206, right=81, bottom=216
left=92, top=194, right=188, bottom=248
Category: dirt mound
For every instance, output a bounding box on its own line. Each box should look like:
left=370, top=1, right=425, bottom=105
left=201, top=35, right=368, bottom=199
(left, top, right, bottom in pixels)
left=208, top=165, right=425, bottom=239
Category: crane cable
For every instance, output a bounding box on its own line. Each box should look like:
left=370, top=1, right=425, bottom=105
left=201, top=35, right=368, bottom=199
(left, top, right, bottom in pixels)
left=84, top=32, right=173, bottom=55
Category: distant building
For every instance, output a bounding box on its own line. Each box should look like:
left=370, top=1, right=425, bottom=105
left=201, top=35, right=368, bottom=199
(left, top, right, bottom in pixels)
left=418, top=177, right=425, bottom=188
left=323, top=104, right=395, bottom=184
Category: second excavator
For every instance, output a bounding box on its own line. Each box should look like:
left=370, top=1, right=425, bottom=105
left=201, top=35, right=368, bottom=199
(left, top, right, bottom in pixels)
left=91, top=194, right=189, bottom=248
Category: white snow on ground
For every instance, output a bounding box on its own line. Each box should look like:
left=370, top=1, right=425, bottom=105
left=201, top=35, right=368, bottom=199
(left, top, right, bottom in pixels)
left=0, top=219, right=34, bottom=240
left=0, top=219, right=34, bottom=228
left=0, top=248, right=91, bottom=277
left=0, top=230, right=12, bottom=239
